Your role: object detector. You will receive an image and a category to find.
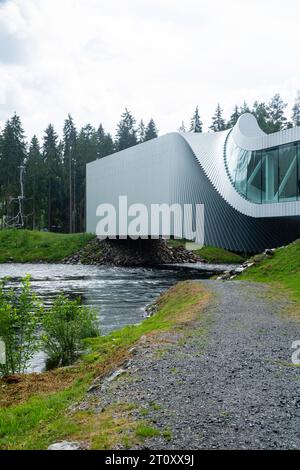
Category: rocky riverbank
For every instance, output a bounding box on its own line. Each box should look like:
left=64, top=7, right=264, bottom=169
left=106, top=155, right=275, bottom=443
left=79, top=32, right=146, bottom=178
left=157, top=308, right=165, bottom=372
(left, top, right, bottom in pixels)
left=217, top=248, right=276, bottom=280
left=63, top=238, right=204, bottom=266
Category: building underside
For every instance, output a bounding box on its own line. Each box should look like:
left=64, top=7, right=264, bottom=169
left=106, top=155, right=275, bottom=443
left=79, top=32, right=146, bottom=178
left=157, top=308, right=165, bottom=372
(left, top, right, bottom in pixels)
left=87, top=114, right=300, bottom=253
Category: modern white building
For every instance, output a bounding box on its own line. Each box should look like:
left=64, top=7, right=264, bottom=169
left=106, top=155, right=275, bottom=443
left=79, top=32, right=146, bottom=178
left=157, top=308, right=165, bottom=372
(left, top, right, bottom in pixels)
left=86, top=113, right=300, bottom=252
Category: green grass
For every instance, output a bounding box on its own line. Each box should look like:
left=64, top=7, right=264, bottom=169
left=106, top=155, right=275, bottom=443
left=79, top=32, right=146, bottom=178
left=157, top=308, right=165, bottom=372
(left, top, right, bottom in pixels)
left=135, top=425, right=160, bottom=439
left=240, top=239, right=300, bottom=302
left=167, top=239, right=188, bottom=248
left=0, top=229, right=94, bottom=263
left=0, top=281, right=210, bottom=449
left=162, top=428, right=172, bottom=441
left=0, top=378, right=89, bottom=450
left=0, top=231, right=245, bottom=265
left=167, top=239, right=246, bottom=264
left=195, top=245, right=245, bottom=264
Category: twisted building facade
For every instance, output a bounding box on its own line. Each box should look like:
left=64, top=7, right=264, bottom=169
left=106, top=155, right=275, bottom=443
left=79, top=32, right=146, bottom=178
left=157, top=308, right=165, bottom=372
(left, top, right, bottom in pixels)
left=87, top=113, right=300, bottom=252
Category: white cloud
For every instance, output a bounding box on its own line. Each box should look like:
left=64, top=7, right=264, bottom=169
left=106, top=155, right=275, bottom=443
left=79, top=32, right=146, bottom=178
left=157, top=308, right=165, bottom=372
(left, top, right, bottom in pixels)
left=0, top=0, right=300, bottom=140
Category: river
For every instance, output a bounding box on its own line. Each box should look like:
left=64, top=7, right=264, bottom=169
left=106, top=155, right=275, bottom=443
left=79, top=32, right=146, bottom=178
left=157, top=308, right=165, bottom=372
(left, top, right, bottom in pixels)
left=0, top=262, right=233, bottom=372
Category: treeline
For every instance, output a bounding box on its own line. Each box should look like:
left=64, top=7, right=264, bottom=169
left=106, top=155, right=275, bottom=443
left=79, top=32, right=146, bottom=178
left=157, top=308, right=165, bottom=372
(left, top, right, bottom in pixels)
left=1, top=92, right=300, bottom=234
left=0, top=109, right=158, bottom=233
left=186, top=92, right=300, bottom=133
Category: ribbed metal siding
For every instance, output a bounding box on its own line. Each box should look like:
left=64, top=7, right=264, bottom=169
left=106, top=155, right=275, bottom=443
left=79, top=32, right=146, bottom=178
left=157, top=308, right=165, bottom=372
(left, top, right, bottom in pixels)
left=86, top=119, right=300, bottom=253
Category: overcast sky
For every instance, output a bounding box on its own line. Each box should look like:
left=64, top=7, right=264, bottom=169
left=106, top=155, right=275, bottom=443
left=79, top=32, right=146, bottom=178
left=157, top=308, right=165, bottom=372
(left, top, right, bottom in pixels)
left=1, top=0, right=300, bottom=141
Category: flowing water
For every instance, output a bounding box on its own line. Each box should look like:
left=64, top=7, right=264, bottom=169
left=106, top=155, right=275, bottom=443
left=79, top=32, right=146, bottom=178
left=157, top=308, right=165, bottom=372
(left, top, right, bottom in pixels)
left=0, top=262, right=233, bottom=372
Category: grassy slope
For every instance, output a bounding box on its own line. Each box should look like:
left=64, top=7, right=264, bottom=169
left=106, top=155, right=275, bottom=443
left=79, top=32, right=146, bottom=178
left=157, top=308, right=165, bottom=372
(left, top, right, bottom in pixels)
left=240, top=239, right=300, bottom=302
left=0, top=230, right=94, bottom=263
left=0, top=230, right=245, bottom=265
left=194, top=246, right=245, bottom=264
left=0, top=281, right=210, bottom=450
left=167, top=239, right=245, bottom=264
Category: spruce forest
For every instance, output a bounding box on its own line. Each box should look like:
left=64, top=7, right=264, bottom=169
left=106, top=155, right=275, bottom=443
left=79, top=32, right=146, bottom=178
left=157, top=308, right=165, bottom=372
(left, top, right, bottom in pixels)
left=1, top=92, right=300, bottom=233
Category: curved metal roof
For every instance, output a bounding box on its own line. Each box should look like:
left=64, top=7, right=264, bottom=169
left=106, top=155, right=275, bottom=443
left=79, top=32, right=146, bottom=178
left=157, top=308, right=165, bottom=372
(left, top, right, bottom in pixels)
left=180, top=113, right=300, bottom=218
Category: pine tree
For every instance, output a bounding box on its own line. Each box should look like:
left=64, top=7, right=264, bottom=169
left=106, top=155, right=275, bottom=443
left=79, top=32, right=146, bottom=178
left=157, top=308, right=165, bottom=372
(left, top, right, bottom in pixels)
left=267, top=94, right=287, bottom=133
left=144, top=118, right=158, bottom=141
left=240, top=101, right=251, bottom=114
left=25, top=136, right=44, bottom=229
left=76, top=124, right=98, bottom=231
left=103, top=132, right=114, bottom=156
left=227, top=105, right=241, bottom=128
left=0, top=114, right=26, bottom=223
left=190, top=106, right=203, bottom=132
left=96, top=124, right=105, bottom=157
left=137, top=120, right=146, bottom=143
left=97, top=124, right=114, bottom=158
left=115, top=108, right=137, bottom=151
left=63, top=114, right=77, bottom=233
left=252, top=101, right=270, bottom=133
left=210, top=104, right=226, bottom=132
left=75, top=123, right=114, bottom=231
left=103, top=132, right=115, bottom=157
left=77, top=124, right=98, bottom=163
left=43, top=124, right=62, bottom=231
left=292, top=90, right=300, bottom=127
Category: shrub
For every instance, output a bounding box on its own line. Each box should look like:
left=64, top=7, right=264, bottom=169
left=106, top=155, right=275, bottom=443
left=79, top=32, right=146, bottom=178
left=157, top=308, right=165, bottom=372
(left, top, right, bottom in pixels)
left=0, top=276, right=43, bottom=376
left=42, top=295, right=99, bottom=367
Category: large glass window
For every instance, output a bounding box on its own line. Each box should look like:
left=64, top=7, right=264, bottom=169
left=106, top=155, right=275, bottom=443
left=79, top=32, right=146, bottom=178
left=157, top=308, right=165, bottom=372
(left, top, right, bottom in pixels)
left=234, top=149, right=249, bottom=197
left=262, top=148, right=279, bottom=203
left=278, top=144, right=297, bottom=202
left=247, top=151, right=262, bottom=203
left=225, top=134, right=300, bottom=204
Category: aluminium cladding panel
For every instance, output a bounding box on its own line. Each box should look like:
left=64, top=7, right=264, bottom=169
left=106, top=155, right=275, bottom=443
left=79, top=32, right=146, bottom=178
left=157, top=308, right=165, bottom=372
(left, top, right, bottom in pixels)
left=86, top=133, right=194, bottom=236
left=165, top=137, right=300, bottom=252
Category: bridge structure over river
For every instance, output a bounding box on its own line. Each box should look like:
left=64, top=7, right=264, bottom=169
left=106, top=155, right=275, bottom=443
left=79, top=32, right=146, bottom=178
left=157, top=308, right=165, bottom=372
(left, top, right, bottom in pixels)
left=87, top=114, right=300, bottom=253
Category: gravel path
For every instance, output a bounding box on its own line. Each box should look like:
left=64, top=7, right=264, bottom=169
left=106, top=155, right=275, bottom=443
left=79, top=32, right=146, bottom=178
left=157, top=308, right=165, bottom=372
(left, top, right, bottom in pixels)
left=87, top=281, right=300, bottom=450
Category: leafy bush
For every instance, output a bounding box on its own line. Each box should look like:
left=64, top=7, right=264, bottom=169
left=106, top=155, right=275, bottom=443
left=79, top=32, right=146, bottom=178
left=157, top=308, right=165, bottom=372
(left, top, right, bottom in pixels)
left=42, top=295, right=99, bottom=367
left=0, top=276, right=43, bottom=376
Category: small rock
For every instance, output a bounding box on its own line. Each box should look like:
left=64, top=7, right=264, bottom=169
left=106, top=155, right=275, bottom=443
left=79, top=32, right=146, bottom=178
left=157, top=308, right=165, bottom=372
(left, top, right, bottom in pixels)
left=103, top=368, right=126, bottom=386
left=48, top=441, right=86, bottom=450
left=264, top=249, right=275, bottom=256
left=233, top=267, right=246, bottom=274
